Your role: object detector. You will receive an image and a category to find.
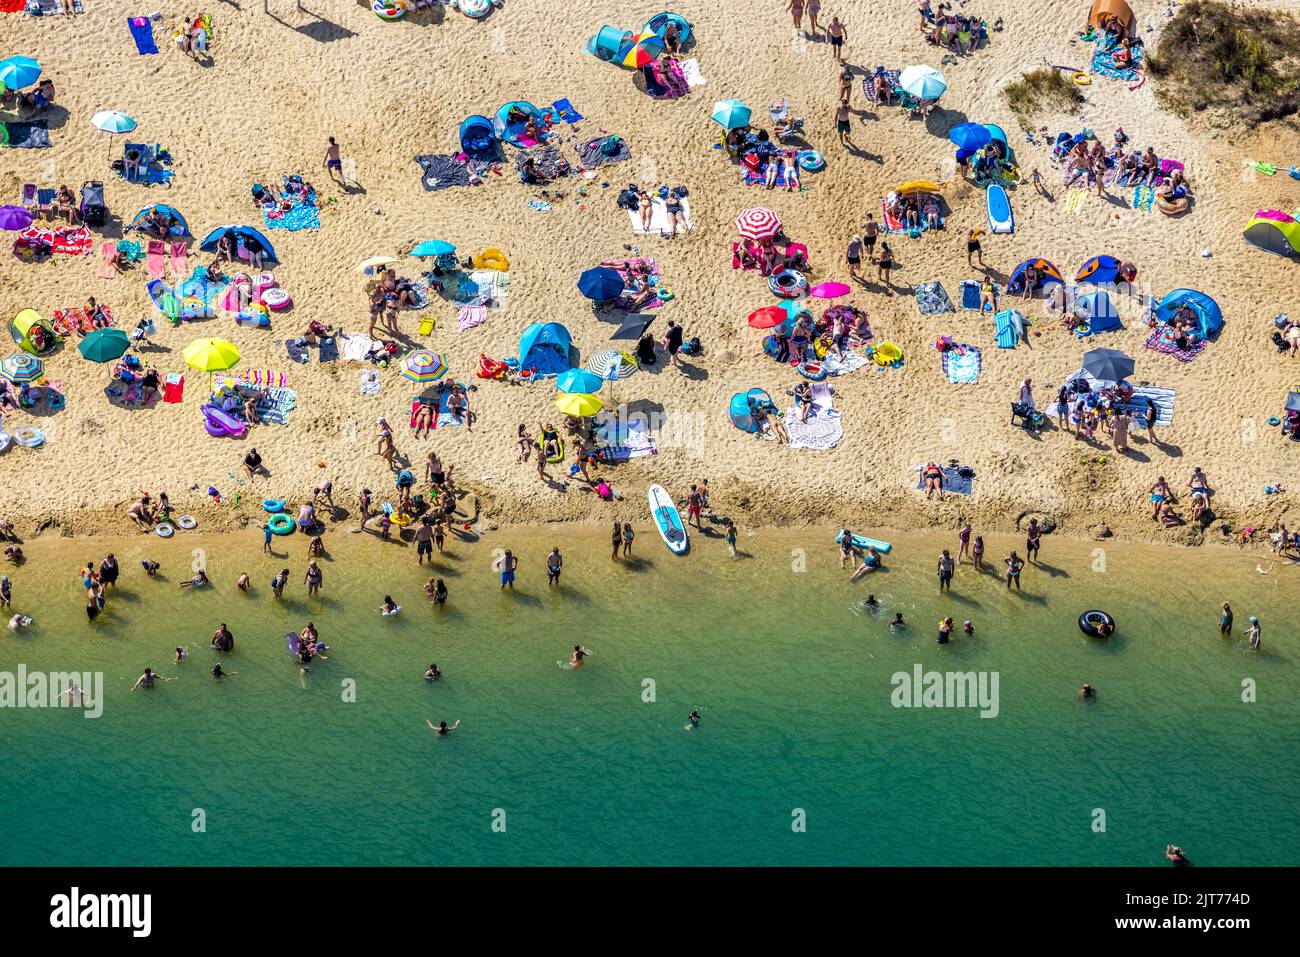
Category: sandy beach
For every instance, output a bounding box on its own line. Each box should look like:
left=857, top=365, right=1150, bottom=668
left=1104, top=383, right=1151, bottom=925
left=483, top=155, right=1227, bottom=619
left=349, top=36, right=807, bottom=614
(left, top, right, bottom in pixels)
left=2, top=0, right=1298, bottom=550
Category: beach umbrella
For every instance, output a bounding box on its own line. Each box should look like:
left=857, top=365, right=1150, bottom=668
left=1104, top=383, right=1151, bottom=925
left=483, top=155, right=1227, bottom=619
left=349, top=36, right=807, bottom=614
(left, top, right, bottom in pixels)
left=899, top=65, right=947, bottom=100
left=90, top=110, right=137, bottom=160
left=0, top=56, right=41, bottom=91
left=1082, top=347, right=1134, bottom=383
left=587, top=348, right=638, bottom=380
left=555, top=368, right=604, bottom=394
left=1, top=353, right=43, bottom=383
left=1285, top=391, right=1300, bottom=413
left=355, top=255, right=399, bottom=275
left=710, top=98, right=752, bottom=130
left=948, top=122, right=991, bottom=151
left=610, top=313, right=654, bottom=341
left=578, top=266, right=624, bottom=302
left=747, top=306, right=788, bottom=329
left=410, top=240, right=456, bottom=257
left=735, top=207, right=781, bottom=240
left=555, top=392, right=604, bottom=417
left=77, top=328, right=130, bottom=363
left=621, top=31, right=665, bottom=68
left=400, top=349, right=449, bottom=384
left=0, top=205, right=34, bottom=231
left=809, top=281, right=851, bottom=299
left=182, top=337, right=240, bottom=372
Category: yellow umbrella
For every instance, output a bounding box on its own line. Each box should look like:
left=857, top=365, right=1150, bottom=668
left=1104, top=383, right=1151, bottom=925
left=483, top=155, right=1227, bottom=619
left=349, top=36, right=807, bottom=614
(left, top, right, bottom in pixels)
left=896, top=180, right=943, bottom=195
left=356, top=256, right=398, bottom=274
left=554, top=392, right=604, bottom=417
left=182, top=337, right=241, bottom=371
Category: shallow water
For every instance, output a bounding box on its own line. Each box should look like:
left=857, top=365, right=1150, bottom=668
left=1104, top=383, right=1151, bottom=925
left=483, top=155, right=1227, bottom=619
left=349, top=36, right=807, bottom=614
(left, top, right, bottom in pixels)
left=0, top=524, right=1295, bottom=865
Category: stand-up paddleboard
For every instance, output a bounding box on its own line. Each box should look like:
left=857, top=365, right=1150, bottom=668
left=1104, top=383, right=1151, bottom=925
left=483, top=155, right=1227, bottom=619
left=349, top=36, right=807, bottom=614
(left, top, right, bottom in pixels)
left=835, top=529, right=892, bottom=554
left=986, top=183, right=1014, bottom=234
left=648, top=484, right=688, bottom=555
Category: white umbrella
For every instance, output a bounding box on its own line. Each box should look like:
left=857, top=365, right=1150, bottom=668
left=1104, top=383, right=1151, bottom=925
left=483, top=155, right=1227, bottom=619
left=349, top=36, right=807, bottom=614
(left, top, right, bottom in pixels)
left=587, top=349, right=638, bottom=381
left=91, top=110, right=137, bottom=160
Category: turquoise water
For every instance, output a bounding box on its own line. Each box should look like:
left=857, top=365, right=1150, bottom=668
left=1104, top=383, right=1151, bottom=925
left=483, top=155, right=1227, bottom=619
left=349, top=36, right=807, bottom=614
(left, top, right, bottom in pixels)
left=1, top=526, right=1295, bottom=865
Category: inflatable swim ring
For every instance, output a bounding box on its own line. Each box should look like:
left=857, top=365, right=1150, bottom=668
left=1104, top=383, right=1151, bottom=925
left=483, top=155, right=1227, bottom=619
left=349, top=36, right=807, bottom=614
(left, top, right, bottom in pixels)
left=1073, top=72, right=1092, bottom=85
left=262, top=287, right=292, bottom=310
left=237, top=302, right=270, bottom=326
left=798, top=150, right=826, bottom=172
left=1155, top=194, right=1188, bottom=216
left=1078, top=609, right=1114, bottom=638
left=382, top=605, right=402, bottom=616
left=373, top=0, right=406, bottom=19
left=658, top=288, right=675, bottom=301
left=12, top=427, right=44, bottom=449
left=267, top=513, right=295, bottom=535
left=797, top=360, right=828, bottom=380
left=177, top=515, right=197, bottom=530
left=456, top=0, right=492, bottom=17
left=1268, top=417, right=1281, bottom=427
left=263, top=499, right=285, bottom=513
left=155, top=523, right=175, bottom=539
left=768, top=268, right=807, bottom=299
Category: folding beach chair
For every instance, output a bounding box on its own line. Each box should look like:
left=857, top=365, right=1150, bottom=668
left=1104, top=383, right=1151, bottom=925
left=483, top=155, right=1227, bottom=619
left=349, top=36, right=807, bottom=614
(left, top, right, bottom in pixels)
left=35, top=188, right=56, bottom=220
left=19, top=183, right=37, bottom=210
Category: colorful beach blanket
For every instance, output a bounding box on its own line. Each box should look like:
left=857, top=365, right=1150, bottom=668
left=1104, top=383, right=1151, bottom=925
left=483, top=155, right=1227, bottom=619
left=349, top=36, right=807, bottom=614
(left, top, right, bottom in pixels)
left=862, top=70, right=900, bottom=104
left=3, top=120, right=51, bottom=149
left=1144, top=325, right=1207, bottom=362
left=212, top=369, right=287, bottom=391
left=1064, top=367, right=1176, bottom=425
left=254, top=387, right=297, bottom=425
left=942, top=346, right=982, bottom=384
left=1089, top=35, right=1143, bottom=82
left=128, top=16, right=158, bottom=55
left=592, top=413, right=658, bottom=460
left=742, top=156, right=800, bottom=187
left=550, top=99, right=583, bottom=123
left=1132, top=185, right=1155, bottom=211
left=787, top=382, right=842, bottom=451
left=644, top=58, right=690, bottom=99
left=916, top=465, right=975, bottom=496
left=262, top=195, right=320, bottom=232
left=914, top=281, right=955, bottom=315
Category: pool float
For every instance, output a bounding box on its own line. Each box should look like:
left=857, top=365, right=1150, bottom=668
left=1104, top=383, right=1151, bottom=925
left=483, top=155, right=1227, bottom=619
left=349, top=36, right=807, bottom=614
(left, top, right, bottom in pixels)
left=537, top=423, right=566, bottom=464
left=267, top=513, right=295, bottom=535
left=1155, top=193, right=1189, bottom=216
left=263, top=499, right=286, bottom=512
left=261, top=287, right=292, bottom=310
left=798, top=150, right=826, bottom=172
left=390, top=513, right=412, bottom=526
left=382, top=605, right=402, bottom=617
left=251, top=273, right=276, bottom=298
left=177, top=515, right=197, bottom=530
left=455, top=0, right=492, bottom=17
left=12, top=427, right=44, bottom=449
left=201, top=405, right=247, bottom=438
left=1078, top=609, right=1115, bottom=638
left=658, top=288, right=675, bottom=301
left=1268, top=417, right=1281, bottom=427
left=768, top=268, right=807, bottom=299
left=236, top=302, right=271, bottom=327
left=797, top=359, right=828, bottom=380
left=372, top=0, right=406, bottom=19
left=1073, top=72, right=1092, bottom=85
left=155, top=523, right=175, bottom=538
left=834, top=528, right=892, bottom=554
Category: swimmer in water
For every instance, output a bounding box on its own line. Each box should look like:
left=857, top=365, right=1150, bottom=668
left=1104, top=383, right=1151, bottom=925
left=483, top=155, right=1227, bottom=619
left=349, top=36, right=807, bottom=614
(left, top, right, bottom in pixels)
left=9, top=614, right=31, bottom=631
left=1248, top=616, right=1261, bottom=649
left=424, top=663, right=442, bottom=680
left=179, top=569, right=209, bottom=589
left=272, top=568, right=289, bottom=598
left=211, top=663, right=237, bottom=679
left=130, top=667, right=175, bottom=691
left=688, top=709, right=701, bottom=730
left=237, top=572, right=250, bottom=592
left=864, top=594, right=878, bottom=607
left=427, top=719, right=460, bottom=736
left=1079, top=683, right=1096, bottom=700
left=570, top=644, right=591, bottom=668
left=57, top=685, right=92, bottom=707
left=1165, top=844, right=1190, bottom=866
left=429, top=578, right=447, bottom=607
left=963, top=620, right=974, bottom=636
left=889, top=612, right=905, bottom=630
left=174, top=646, right=187, bottom=663
left=380, top=595, right=399, bottom=615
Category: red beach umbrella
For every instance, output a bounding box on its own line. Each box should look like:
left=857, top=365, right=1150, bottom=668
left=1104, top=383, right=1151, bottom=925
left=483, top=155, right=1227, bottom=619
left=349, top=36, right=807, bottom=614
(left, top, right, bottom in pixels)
left=747, top=306, right=788, bottom=329
left=734, top=207, right=781, bottom=240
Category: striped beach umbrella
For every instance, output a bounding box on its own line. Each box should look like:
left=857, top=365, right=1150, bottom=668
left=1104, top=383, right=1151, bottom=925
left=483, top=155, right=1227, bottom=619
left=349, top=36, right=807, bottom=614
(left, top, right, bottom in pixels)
left=621, top=31, right=665, bottom=68
left=400, top=349, right=448, bottom=384
left=1, top=353, right=44, bottom=383
left=586, top=348, right=638, bottom=380
left=735, top=207, right=781, bottom=240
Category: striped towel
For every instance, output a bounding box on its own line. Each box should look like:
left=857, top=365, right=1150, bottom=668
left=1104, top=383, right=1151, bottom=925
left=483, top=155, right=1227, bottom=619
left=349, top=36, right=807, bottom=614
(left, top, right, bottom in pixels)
left=212, top=370, right=286, bottom=391
left=1064, top=367, right=1176, bottom=425
left=862, top=70, right=900, bottom=104
left=255, top=387, right=297, bottom=425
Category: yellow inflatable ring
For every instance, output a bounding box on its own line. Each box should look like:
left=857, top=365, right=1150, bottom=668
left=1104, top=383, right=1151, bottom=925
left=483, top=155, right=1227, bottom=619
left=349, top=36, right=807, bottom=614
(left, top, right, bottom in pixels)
left=1073, top=72, right=1092, bottom=85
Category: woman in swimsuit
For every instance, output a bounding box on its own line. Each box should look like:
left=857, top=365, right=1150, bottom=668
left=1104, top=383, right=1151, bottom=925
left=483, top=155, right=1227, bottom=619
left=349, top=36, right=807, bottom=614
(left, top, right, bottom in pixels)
left=922, top=461, right=944, bottom=499
left=611, top=520, right=623, bottom=559
left=1150, top=476, right=1173, bottom=520
left=665, top=190, right=687, bottom=236
left=637, top=190, right=652, bottom=232
left=807, top=0, right=821, bottom=34
left=877, top=241, right=894, bottom=287
left=516, top=424, right=533, bottom=463
left=787, top=0, right=804, bottom=31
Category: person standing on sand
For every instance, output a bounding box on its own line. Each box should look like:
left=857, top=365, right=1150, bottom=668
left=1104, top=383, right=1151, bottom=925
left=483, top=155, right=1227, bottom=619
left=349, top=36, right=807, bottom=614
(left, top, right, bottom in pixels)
left=415, top=516, right=434, bottom=565
left=1112, top=409, right=1131, bottom=453
left=846, top=234, right=863, bottom=280
left=835, top=101, right=851, bottom=147
left=324, top=137, right=346, bottom=186
left=863, top=214, right=879, bottom=263
left=827, top=15, right=847, bottom=61
left=358, top=487, right=373, bottom=530
left=787, top=0, right=804, bottom=32
left=1025, top=518, right=1042, bottom=563
left=966, top=227, right=983, bottom=268
left=376, top=418, right=397, bottom=469
left=685, top=485, right=704, bottom=531
left=957, top=522, right=972, bottom=563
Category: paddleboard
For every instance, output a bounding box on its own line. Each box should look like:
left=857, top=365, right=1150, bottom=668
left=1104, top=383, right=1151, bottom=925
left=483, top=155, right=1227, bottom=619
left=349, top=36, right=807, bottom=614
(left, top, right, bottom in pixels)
left=986, top=183, right=1014, bottom=234
left=648, top=484, right=688, bottom=555
left=835, top=529, right=893, bottom=554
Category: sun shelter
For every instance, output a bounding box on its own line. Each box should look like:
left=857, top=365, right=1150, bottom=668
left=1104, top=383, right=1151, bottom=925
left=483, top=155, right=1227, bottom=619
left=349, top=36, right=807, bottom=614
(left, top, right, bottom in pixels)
left=198, top=224, right=277, bottom=264
left=458, top=115, right=498, bottom=156
left=1074, top=290, right=1123, bottom=334
left=128, top=204, right=190, bottom=236
left=587, top=26, right=636, bottom=62
left=1153, top=289, right=1223, bottom=339
left=9, top=308, right=58, bottom=355
left=646, top=12, right=692, bottom=45
left=728, top=389, right=771, bottom=432
left=1088, top=0, right=1134, bottom=34
left=493, top=101, right=545, bottom=147
left=1243, top=209, right=1300, bottom=258
left=517, top=322, right=573, bottom=376
left=1006, top=258, right=1064, bottom=294
left=1076, top=254, right=1122, bottom=284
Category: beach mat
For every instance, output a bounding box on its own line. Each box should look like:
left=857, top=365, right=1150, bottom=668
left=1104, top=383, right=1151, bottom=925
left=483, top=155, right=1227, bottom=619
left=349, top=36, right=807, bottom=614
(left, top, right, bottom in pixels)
left=1064, top=367, right=1175, bottom=425
left=1144, top=326, right=1207, bottom=362
left=285, top=339, right=309, bottom=364
left=916, top=465, right=974, bottom=495
left=680, top=58, right=707, bottom=88
left=416, top=154, right=470, bottom=192
left=787, top=382, right=842, bottom=451
left=1132, top=185, right=1155, bottom=211
left=550, top=98, right=583, bottom=123
left=914, top=281, right=955, bottom=315
left=3, top=121, right=51, bottom=149
left=578, top=137, right=631, bottom=169
left=995, top=310, right=1019, bottom=348
left=742, top=158, right=801, bottom=187
left=360, top=369, right=380, bottom=396
left=942, top=346, right=982, bottom=384
left=592, top=412, right=658, bottom=460
left=263, top=197, right=320, bottom=231
left=128, top=16, right=158, bottom=55
left=318, top=336, right=339, bottom=362
left=627, top=196, right=692, bottom=235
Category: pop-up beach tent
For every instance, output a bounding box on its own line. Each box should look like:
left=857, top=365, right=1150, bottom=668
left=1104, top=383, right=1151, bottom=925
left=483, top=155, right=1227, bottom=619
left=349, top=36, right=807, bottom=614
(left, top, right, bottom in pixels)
left=1006, top=258, right=1064, bottom=294
left=517, top=322, right=573, bottom=376
left=1088, top=0, right=1134, bottom=34
left=1243, top=209, right=1300, bottom=258
left=1153, top=289, right=1223, bottom=339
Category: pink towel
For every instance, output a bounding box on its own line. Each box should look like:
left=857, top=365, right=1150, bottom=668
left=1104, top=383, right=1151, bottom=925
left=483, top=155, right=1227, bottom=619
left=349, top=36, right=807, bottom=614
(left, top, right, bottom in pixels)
left=458, top=304, right=488, bottom=331
left=97, top=243, right=119, bottom=280
left=146, top=240, right=167, bottom=279
left=169, top=241, right=188, bottom=280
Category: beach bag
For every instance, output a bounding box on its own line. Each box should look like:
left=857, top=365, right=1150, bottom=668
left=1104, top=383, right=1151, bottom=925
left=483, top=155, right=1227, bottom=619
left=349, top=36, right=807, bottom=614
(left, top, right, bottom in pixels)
left=680, top=336, right=702, bottom=357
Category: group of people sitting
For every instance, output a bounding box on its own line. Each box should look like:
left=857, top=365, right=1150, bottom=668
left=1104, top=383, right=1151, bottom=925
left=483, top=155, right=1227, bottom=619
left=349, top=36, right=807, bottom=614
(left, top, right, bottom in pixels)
left=594, top=257, right=664, bottom=310
left=732, top=237, right=810, bottom=276
left=768, top=304, right=870, bottom=368
left=884, top=190, right=943, bottom=231
left=212, top=230, right=268, bottom=269
left=1, top=77, right=55, bottom=113
left=252, top=175, right=315, bottom=215
left=51, top=297, right=112, bottom=338
left=919, top=1, right=993, bottom=55
left=210, top=377, right=267, bottom=426
left=1059, top=131, right=1190, bottom=201
left=1159, top=302, right=1205, bottom=351
left=112, top=353, right=162, bottom=406
left=126, top=206, right=183, bottom=240
left=1148, top=469, right=1212, bottom=527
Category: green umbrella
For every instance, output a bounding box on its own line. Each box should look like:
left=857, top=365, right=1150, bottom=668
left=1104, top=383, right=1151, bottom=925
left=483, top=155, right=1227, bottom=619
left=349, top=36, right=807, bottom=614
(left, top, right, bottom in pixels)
left=77, top=328, right=131, bottom=363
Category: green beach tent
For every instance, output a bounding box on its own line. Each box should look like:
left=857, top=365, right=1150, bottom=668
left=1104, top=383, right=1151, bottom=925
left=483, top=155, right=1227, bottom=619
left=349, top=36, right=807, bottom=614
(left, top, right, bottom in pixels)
left=1243, top=210, right=1300, bottom=258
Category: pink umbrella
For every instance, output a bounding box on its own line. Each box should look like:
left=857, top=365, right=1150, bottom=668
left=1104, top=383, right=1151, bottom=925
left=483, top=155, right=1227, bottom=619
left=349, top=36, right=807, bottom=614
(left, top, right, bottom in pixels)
left=734, top=207, right=781, bottom=240
left=809, top=281, right=851, bottom=299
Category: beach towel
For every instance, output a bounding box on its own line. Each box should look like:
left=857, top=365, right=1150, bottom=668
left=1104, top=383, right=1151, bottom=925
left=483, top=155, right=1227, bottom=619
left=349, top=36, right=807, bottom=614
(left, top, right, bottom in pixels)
left=458, top=304, right=488, bottom=331
left=318, top=336, right=339, bottom=362
left=409, top=397, right=439, bottom=430
left=146, top=240, right=167, bottom=279
left=162, top=372, right=183, bottom=403
left=1064, top=188, right=1088, bottom=214
left=415, top=154, right=470, bottom=192
left=128, top=16, right=159, bottom=55
left=359, top=369, right=380, bottom=396
left=646, top=58, right=690, bottom=99
left=263, top=195, right=320, bottom=231
left=6, top=0, right=31, bottom=12
left=680, top=59, right=707, bottom=88
left=820, top=350, right=870, bottom=377
left=1089, top=37, right=1143, bottom=82
left=527, top=200, right=551, bottom=212
left=27, top=0, right=83, bottom=14
left=1144, top=325, right=1207, bottom=362
left=994, top=310, right=1019, bottom=349
left=914, top=281, right=954, bottom=315
left=916, top=465, right=975, bottom=496
left=2, top=121, right=51, bottom=149
left=628, top=196, right=693, bottom=235
left=96, top=242, right=119, bottom=279
left=578, top=136, right=631, bottom=169
left=342, top=333, right=374, bottom=362
left=168, top=241, right=188, bottom=279
left=285, top=339, right=309, bottom=364
left=862, top=70, right=900, bottom=104
left=49, top=225, right=92, bottom=255
left=787, top=383, right=842, bottom=451
left=942, top=346, right=982, bottom=384
left=253, top=387, right=296, bottom=425
left=550, top=99, right=583, bottom=123
left=1132, top=185, right=1155, bottom=211
left=435, top=390, right=464, bottom=428
left=592, top=412, right=658, bottom=460
left=516, top=144, right=568, bottom=181
left=742, top=157, right=800, bottom=187
left=959, top=279, right=981, bottom=311
left=213, top=370, right=286, bottom=391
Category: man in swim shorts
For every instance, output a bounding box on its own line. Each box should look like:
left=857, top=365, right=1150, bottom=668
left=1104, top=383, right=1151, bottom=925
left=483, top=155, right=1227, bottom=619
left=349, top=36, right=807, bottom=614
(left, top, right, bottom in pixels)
left=937, top=550, right=954, bottom=592
left=324, top=137, right=345, bottom=185
left=547, top=547, right=562, bottom=585
left=498, top=550, right=518, bottom=589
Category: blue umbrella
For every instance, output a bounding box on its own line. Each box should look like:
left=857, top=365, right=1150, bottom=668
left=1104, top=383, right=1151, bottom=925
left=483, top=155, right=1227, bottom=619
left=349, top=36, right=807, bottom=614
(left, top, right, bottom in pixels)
left=578, top=266, right=624, bottom=301
left=899, top=65, right=947, bottom=100
left=555, top=368, right=604, bottom=394
left=710, top=99, right=752, bottom=130
left=948, top=122, right=991, bottom=151
left=0, top=56, right=41, bottom=91
left=411, top=239, right=456, bottom=257
left=198, top=224, right=278, bottom=263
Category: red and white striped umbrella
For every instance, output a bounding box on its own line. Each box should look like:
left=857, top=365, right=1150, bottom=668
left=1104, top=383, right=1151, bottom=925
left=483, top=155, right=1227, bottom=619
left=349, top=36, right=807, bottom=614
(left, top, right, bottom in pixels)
left=734, top=207, right=781, bottom=240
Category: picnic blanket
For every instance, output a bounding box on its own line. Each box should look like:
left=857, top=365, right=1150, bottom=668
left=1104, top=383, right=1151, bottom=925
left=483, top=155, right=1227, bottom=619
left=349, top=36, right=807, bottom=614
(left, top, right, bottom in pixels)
left=416, top=154, right=470, bottom=192
left=550, top=98, right=583, bottom=123
left=862, top=70, right=901, bottom=104
left=915, top=281, right=955, bottom=315
left=1145, top=324, right=1207, bottom=362
left=342, top=333, right=375, bottom=362
left=916, top=465, right=975, bottom=496
left=517, top=144, right=569, bottom=181
left=578, top=136, right=631, bottom=169
left=627, top=196, right=692, bottom=234
left=959, top=279, right=998, bottom=311
left=942, top=346, right=982, bottom=384
left=2, top=121, right=51, bottom=149
left=1089, top=35, right=1143, bottom=82
left=1064, top=367, right=1176, bottom=425
left=263, top=195, right=320, bottom=231
left=360, top=368, right=380, bottom=396
left=820, top=350, right=870, bottom=377
left=592, top=412, right=658, bottom=460
left=128, top=16, right=158, bottom=55
left=318, top=336, right=339, bottom=362
left=787, top=382, right=842, bottom=451
left=253, top=387, right=296, bottom=425
left=680, top=58, right=707, bottom=88
left=610, top=258, right=666, bottom=310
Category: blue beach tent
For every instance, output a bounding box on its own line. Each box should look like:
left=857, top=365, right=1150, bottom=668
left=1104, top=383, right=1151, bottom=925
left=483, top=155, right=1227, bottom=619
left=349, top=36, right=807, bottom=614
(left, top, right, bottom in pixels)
left=493, top=101, right=545, bottom=147
left=1153, top=289, right=1223, bottom=339
left=458, top=115, right=497, bottom=155
left=518, top=322, right=574, bottom=376
left=1075, top=290, right=1123, bottom=334
left=129, top=203, right=190, bottom=236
